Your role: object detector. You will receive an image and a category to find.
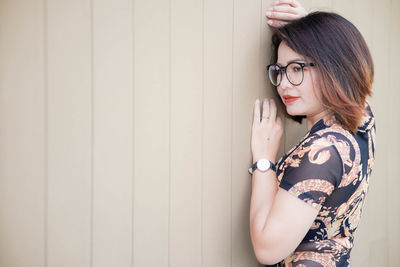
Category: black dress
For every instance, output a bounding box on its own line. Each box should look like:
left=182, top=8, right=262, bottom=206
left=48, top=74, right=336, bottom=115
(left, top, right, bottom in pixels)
left=267, top=101, right=376, bottom=267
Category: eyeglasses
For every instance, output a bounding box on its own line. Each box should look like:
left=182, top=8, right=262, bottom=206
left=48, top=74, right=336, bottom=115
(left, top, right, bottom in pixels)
left=266, top=62, right=315, bottom=86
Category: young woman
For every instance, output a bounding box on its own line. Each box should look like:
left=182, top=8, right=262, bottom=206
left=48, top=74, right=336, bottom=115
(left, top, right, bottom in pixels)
left=249, top=2, right=376, bottom=267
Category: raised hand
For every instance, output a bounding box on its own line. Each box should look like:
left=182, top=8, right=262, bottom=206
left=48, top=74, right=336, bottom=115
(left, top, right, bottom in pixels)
left=251, top=98, right=283, bottom=164
left=266, top=0, right=308, bottom=28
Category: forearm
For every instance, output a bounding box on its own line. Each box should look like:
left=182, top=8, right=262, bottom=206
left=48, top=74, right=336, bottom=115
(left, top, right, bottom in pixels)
left=249, top=167, right=279, bottom=245
left=249, top=97, right=282, bottom=251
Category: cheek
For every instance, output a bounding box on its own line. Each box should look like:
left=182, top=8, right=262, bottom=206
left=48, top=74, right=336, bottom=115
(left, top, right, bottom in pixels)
left=306, top=74, right=322, bottom=100
left=276, top=87, right=284, bottom=99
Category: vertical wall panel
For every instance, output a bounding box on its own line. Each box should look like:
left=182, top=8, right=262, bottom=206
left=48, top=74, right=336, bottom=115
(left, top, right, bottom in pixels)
left=232, top=0, right=261, bottom=266
left=365, top=0, right=391, bottom=266
left=387, top=1, right=400, bottom=266
left=352, top=0, right=373, bottom=46
left=202, top=0, right=233, bottom=266
left=260, top=0, right=286, bottom=161
left=341, top=0, right=393, bottom=266
left=330, top=4, right=377, bottom=267
left=46, top=0, right=92, bottom=266
left=259, top=3, right=287, bottom=265
left=311, top=0, right=331, bottom=11
left=343, top=1, right=372, bottom=266
left=0, top=1, right=45, bottom=266
left=133, top=0, right=170, bottom=266
left=92, top=0, right=133, bottom=266
left=332, top=0, right=354, bottom=21
left=170, top=0, right=203, bottom=265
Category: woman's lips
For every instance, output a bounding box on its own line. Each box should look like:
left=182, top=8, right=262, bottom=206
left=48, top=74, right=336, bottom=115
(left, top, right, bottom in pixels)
left=283, top=96, right=300, bottom=104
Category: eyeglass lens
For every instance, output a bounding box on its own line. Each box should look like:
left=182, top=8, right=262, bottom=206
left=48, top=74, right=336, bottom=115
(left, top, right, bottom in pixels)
left=268, top=62, right=304, bottom=86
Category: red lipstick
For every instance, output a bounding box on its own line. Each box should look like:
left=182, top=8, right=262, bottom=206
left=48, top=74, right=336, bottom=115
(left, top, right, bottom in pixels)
left=282, top=95, right=300, bottom=104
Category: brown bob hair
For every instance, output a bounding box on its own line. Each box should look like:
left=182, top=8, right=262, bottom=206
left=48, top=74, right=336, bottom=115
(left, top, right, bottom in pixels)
left=270, top=11, right=374, bottom=134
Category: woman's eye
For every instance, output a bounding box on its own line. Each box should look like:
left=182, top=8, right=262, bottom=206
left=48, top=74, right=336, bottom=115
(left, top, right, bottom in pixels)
left=293, top=67, right=302, bottom=72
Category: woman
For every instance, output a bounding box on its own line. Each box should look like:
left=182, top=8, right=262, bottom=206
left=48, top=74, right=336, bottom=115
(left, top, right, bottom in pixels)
left=249, top=2, right=376, bottom=267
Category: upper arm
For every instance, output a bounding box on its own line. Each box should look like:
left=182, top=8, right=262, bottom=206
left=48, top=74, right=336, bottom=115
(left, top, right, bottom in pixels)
left=254, top=138, right=343, bottom=265
left=258, top=188, right=320, bottom=264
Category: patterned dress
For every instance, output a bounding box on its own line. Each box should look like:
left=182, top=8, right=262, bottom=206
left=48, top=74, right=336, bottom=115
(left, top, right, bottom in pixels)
left=267, top=101, right=376, bottom=267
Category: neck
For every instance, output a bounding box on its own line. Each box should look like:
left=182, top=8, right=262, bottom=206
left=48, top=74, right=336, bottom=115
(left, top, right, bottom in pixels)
left=306, top=109, right=330, bottom=132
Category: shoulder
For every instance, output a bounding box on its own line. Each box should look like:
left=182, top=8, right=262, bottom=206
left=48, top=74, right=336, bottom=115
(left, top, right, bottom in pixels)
left=277, top=131, right=344, bottom=206
left=290, top=131, right=344, bottom=168
left=276, top=128, right=345, bottom=177
left=311, top=122, right=357, bottom=163
left=315, top=116, right=375, bottom=188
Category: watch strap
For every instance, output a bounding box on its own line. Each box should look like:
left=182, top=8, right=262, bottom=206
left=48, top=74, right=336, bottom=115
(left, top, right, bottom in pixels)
left=248, top=159, right=276, bottom=175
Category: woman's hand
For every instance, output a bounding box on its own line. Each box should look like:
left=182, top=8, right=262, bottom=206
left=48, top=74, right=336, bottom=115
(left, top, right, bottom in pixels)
left=251, top=98, right=283, bottom=164
left=266, top=0, right=308, bottom=28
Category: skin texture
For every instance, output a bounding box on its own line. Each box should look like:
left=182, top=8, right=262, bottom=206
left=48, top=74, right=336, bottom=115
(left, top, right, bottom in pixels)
left=249, top=38, right=328, bottom=265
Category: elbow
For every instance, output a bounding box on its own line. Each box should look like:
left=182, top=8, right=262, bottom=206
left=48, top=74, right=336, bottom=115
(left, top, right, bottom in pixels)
left=254, top=249, right=270, bottom=265
left=250, top=223, right=287, bottom=264
left=254, top=248, right=283, bottom=265
left=252, top=233, right=286, bottom=265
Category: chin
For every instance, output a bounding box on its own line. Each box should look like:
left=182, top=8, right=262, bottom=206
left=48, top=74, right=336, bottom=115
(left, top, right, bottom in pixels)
left=286, top=107, right=306, bottom=117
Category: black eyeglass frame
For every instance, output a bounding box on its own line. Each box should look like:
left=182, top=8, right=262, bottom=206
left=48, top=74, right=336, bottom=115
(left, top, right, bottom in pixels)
left=266, top=62, right=315, bottom=86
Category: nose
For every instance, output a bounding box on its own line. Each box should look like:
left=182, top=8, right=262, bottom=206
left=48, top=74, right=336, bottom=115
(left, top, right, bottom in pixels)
left=278, top=71, right=293, bottom=90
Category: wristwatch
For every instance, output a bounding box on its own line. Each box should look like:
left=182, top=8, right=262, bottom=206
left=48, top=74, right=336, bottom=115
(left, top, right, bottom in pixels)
left=248, top=158, right=276, bottom=175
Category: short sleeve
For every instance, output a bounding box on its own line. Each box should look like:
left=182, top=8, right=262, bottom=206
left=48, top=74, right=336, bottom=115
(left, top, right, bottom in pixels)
left=279, top=136, right=343, bottom=210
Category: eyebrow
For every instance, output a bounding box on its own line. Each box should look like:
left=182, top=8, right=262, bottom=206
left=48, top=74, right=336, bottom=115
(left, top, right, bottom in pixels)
left=276, top=58, right=306, bottom=66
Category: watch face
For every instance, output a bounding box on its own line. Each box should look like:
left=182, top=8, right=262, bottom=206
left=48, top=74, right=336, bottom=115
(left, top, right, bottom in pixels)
left=257, top=158, right=270, bottom=171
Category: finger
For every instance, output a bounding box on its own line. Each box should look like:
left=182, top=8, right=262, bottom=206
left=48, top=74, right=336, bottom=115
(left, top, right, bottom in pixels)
left=253, top=99, right=261, bottom=123
left=269, top=98, right=277, bottom=122
left=266, top=11, right=298, bottom=21
left=267, top=19, right=289, bottom=28
left=262, top=98, right=270, bottom=123
left=273, top=0, right=299, bottom=8
left=268, top=5, right=298, bottom=15
left=276, top=116, right=283, bottom=127
left=276, top=116, right=284, bottom=134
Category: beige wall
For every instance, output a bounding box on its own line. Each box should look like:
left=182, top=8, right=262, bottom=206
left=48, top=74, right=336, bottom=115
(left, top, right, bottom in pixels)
left=0, top=0, right=399, bottom=266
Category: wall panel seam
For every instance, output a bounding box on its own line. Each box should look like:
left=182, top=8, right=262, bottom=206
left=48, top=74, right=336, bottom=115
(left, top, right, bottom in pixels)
left=168, top=0, right=172, bottom=265
left=132, top=0, right=136, bottom=265
left=90, top=0, right=94, bottom=266
left=201, top=0, right=205, bottom=265
left=231, top=0, right=234, bottom=266
left=44, top=0, right=49, bottom=266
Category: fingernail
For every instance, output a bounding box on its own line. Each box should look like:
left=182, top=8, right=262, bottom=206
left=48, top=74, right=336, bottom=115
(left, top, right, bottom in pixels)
left=256, top=99, right=259, bottom=103
left=268, top=20, right=273, bottom=25
left=266, top=11, right=272, bottom=16
left=268, top=7, right=273, bottom=10
left=275, top=0, right=279, bottom=4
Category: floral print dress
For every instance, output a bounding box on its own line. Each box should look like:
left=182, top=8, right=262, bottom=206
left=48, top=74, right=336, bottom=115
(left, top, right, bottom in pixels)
left=267, top=101, right=376, bottom=267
